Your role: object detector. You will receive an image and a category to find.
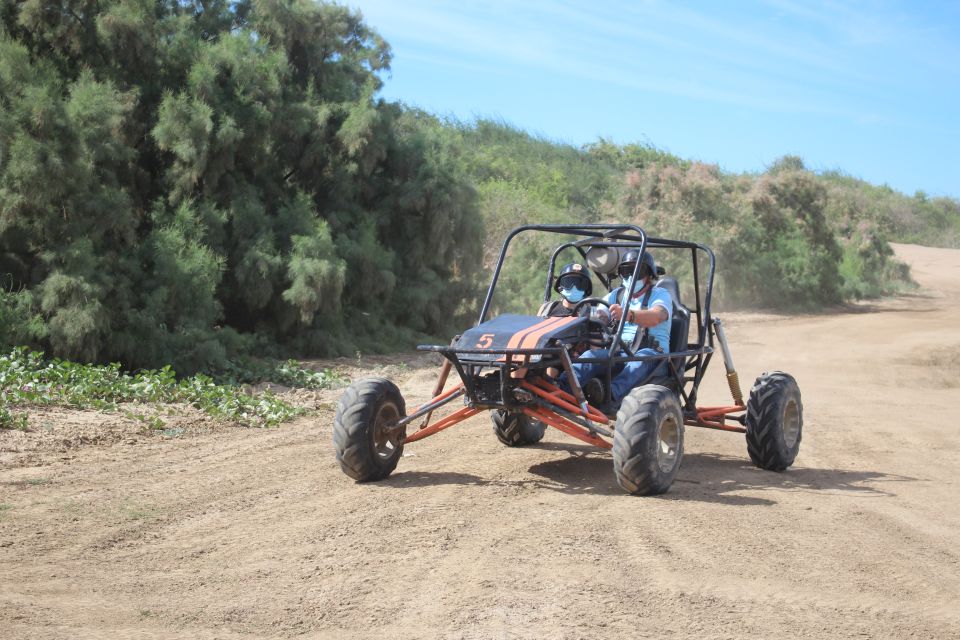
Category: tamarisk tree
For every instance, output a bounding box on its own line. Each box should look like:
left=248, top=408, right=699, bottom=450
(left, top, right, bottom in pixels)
left=0, top=0, right=481, bottom=371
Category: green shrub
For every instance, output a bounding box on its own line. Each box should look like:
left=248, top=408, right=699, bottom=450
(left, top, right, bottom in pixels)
left=213, top=357, right=347, bottom=389
left=0, top=1, right=482, bottom=370
left=616, top=159, right=914, bottom=309
left=0, top=289, right=46, bottom=347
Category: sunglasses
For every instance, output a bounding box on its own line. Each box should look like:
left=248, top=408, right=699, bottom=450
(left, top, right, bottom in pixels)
left=617, top=263, right=638, bottom=279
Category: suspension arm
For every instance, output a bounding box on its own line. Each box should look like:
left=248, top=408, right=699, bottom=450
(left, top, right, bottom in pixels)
left=392, top=384, right=465, bottom=429
left=522, top=406, right=612, bottom=449
left=402, top=406, right=484, bottom=444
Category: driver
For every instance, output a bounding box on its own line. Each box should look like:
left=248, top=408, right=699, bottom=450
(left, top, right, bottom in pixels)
left=561, top=249, right=672, bottom=412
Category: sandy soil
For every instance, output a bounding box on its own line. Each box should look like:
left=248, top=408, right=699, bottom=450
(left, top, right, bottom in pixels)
left=2, top=243, right=960, bottom=639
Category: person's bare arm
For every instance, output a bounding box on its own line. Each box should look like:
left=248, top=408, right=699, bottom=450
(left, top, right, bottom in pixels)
left=609, top=303, right=667, bottom=326
left=626, top=305, right=668, bottom=327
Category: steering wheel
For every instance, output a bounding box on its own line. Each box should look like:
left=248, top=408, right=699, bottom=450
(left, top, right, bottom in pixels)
left=571, top=297, right=616, bottom=348
left=572, top=296, right=611, bottom=314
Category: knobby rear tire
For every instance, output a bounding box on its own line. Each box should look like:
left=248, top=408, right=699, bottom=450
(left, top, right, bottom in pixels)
left=491, top=410, right=546, bottom=447
left=745, top=371, right=802, bottom=471
left=612, top=385, right=684, bottom=495
left=333, top=377, right=406, bottom=481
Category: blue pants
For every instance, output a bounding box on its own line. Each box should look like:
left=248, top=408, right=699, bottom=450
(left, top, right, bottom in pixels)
left=560, top=348, right=666, bottom=405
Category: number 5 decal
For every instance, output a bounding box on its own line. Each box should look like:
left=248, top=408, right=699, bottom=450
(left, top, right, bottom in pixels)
left=475, top=333, right=495, bottom=349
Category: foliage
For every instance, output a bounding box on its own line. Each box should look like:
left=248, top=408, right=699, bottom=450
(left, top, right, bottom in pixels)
left=0, top=403, right=27, bottom=430
left=213, top=357, right=347, bottom=389
left=617, top=157, right=934, bottom=308
left=0, top=0, right=956, bottom=379
left=819, top=172, right=960, bottom=248
left=618, top=160, right=908, bottom=308
left=0, top=288, right=46, bottom=346
left=427, top=119, right=620, bottom=315
left=0, top=347, right=305, bottom=427
left=452, top=120, right=944, bottom=310
left=0, top=0, right=482, bottom=372
left=438, top=120, right=933, bottom=312
left=266, top=359, right=346, bottom=389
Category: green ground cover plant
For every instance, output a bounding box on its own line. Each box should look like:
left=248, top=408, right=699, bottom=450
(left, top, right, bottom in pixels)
left=213, top=357, right=348, bottom=389
left=0, top=347, right=341, bottom=428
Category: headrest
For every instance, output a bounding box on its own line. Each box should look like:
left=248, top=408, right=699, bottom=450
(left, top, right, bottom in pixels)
left=584, top=246, right=621, bottom=274
left=656, top=276, right=682, bottom=307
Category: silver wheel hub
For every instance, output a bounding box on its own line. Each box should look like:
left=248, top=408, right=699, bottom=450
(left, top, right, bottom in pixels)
left=782, top=399, right=800, bottom=448
left=657, top=415, right=681, bottom=473
left=373, top=402, right=401, bottom=459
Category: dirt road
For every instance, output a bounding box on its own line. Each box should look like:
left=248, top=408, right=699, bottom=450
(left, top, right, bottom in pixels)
left=3, top=243, right=960, bottom=639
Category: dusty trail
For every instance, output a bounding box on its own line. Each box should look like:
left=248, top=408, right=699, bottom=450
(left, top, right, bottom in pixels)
left=2, top=243, right=960, bottom=639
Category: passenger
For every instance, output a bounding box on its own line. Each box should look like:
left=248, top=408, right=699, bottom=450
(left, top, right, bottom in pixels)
left=539, top=262, right=594, bottom=379
left=539, top=262, right=593, bottom=317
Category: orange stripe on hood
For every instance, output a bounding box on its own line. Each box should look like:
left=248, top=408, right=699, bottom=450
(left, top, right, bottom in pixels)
left=519, top=315, right=576, bottom=350
left=506, top=316, right=565, bottom=350
left=495, top=316, right=567, bottom=362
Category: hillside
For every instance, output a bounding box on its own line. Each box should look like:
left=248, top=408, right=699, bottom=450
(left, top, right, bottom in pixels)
left=444, top=120, right=959, bottom=313
left=1, top=1, right=958, bottom=372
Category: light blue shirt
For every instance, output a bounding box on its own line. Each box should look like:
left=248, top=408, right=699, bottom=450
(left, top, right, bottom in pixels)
left=604, top=285, right=673, bottom=350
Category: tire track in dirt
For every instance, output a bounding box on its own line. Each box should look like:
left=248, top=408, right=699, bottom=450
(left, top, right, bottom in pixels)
left=3, top=243, right=960, bottom=639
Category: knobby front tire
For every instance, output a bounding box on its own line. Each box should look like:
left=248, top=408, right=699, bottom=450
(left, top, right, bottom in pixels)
left=334, top=378, right=406, bottom=481
left=613, top=385, right=684, bottom=495
left=745, top=371, right=802, bottom=471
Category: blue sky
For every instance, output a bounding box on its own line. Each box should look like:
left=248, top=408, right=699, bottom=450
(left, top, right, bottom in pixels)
left=345, top=0, right=960, bottom=198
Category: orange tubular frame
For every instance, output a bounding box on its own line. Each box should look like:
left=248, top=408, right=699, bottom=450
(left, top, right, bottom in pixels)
left=523, top=379, right=609, bottom=424
left=522, top=406, right=612, bottom=449
left=402, top=406, right=483, bottom=444
left=419, top=382, right=465, bottom=411
left=687, top=405, right=747, bottom=433
left=398, top=363, right=747, bottom=448
left=398, top=360, right=615, bottom=448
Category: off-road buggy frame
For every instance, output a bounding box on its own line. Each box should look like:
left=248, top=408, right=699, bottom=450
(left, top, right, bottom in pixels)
left=334, top=224, right=803, bottom=495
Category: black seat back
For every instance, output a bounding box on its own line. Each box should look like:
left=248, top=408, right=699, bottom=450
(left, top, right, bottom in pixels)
left=656, top=277, right=691, bottom=373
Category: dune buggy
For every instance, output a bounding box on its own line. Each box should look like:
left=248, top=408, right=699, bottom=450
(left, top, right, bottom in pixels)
left=333, top=224, right=802, bottom=495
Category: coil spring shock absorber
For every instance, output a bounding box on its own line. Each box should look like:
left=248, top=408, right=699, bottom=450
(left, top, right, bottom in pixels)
left=712, top=318, right=743, bottom=406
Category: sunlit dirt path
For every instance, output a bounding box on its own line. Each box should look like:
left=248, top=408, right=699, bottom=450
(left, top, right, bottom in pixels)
left=2, top=243, right=959, bottom=639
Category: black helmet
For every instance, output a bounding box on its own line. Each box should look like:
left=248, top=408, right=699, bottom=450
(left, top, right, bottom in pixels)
left=617, top=249, right=657, bottom=280
left=554, top=262, right=592, bottom=297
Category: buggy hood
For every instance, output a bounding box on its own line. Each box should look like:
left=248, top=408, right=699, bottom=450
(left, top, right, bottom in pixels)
left=454, top=314, right=586, bottom=362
